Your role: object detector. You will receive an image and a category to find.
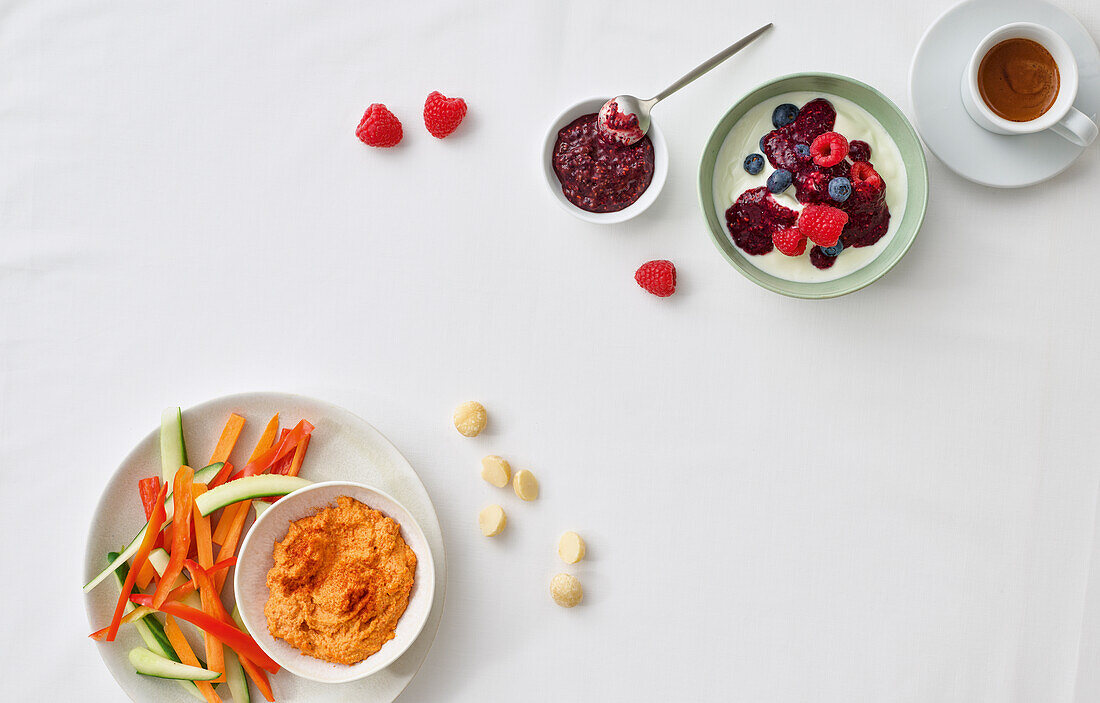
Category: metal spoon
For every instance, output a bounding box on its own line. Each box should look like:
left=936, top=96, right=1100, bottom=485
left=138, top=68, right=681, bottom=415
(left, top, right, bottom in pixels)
left=597, top=23, right=774, bottom=146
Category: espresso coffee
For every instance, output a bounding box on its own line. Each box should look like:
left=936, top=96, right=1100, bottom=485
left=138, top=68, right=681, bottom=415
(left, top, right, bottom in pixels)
left=977, top=38, right=1060, bottom=122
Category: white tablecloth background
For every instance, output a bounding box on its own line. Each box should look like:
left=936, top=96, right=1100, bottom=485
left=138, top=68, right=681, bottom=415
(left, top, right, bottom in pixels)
left=2, top=0, right=1099, bottom=700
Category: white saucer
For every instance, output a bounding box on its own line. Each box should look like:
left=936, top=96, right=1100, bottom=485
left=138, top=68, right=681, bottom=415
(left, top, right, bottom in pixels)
left=909, top=0, right=1100, bottom=188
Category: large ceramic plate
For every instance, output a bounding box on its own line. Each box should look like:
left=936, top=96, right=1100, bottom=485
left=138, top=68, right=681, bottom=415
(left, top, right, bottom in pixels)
left=82, top=392, right=446, bottom=703
left=698, top=72, right=929, bottom=299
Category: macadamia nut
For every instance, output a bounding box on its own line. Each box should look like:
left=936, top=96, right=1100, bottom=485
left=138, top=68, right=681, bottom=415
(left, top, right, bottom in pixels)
left=478, top=504, right=506, bottom=537
left=512, top=469, right=539, bottom=501
left=550, top=573, right=583, bottom=607
left=480, top=455, right=511, bottom=488
left=453, top=401, right=487, bottom=437
left=558, top=531, right=586, bottom=564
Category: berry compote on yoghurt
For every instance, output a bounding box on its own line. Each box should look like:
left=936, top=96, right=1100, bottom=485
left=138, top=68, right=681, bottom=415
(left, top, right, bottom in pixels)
left=552, top=112, right=655, bottom=213
left=712, top=92, right=908, bottom=283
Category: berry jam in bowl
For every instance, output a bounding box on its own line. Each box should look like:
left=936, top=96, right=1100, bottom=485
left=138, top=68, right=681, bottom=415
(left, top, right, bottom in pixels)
left=698, top=73, right=928, bottom=298
left=543, top=97, right=669, bottom=224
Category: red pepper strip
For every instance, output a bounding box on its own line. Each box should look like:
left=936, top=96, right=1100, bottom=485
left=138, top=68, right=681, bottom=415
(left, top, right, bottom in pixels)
left=129, top=595, right=281, bottom=674
left=88, top=606, right=155, bottom=641
left=138, top=476, right=161, bottom=520
left=88, top=557, right=239, bottom=641
left=151, top=465, right=194, bottom=608
left=207, top=461, right=235, bottom=489
left=228, top=420, right=314, bottom=481
left=105, top=482, right=168, bottom=641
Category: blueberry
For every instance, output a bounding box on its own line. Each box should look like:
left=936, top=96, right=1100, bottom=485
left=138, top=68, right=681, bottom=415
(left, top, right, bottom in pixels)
left=759, top=134, right=768, bottom=152
left=743, top=153, right=765, bottom=175
left=821, top=241, right=845, bottom=257
left=772, top=103, right=799, bottom=128
left=795, top=144, right=811, bottom=158
left=828, top=177, right=851, bottom=202
left=767, top=168, right=792, bottom=194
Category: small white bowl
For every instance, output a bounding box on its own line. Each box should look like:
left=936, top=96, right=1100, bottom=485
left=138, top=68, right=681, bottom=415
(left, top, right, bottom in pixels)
left=542, top=96, right=669, bottom=224
left=234, top=481, right=436, bottom=684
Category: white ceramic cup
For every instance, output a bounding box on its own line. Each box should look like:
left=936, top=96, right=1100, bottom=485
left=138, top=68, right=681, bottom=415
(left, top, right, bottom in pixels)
left=961, top=22, right=1097, bottom=147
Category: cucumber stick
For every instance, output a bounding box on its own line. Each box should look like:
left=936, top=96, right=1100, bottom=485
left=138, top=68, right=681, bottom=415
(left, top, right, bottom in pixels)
left=195, top=475, right=310, bottom=516
left=82, top=462, right=222, bottom=593
left=160, top=407, right=189, bottom=484
left=110, top=553, right=206, bottom=701
left=223, top=648, right=251, bottom=703
left=130, top=648, right=220, bottom=681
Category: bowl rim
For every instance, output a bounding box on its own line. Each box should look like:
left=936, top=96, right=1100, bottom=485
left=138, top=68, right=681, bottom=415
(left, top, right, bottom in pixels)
left=234, top=479, right=437, bottom=684
left=542, top=96, right=669, bottom=224
left=697, top=71, right=929, bottom=299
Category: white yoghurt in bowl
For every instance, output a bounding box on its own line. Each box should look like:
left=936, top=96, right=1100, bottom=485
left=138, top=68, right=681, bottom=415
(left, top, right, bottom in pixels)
left=711, top=91, right=908, bottom=283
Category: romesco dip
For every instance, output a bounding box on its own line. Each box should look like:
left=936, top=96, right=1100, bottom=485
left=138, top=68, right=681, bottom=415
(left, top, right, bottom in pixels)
left=264, top=496, right=417, bottom=665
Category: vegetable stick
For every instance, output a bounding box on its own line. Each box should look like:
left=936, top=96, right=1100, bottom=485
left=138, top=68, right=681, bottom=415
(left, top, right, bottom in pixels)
left=285, top=434, right=310, bottom=477
left=231, top=420, right=313, bottom=481
left=183, top=559, right=225, bottom=683
left=106, top=482, right=167, bottom=641
left=209, top=413, right=246, bottom=465
left=192, top=485, right=214, bottom=570
left=152, top=466, right=194, bottom=608
left=134, top=558, right=157, bottom=590
left=231, top=606, right=274, bottom=702
left=164, top=615, right=222, bottom=703
left=208, top=461, right=235, bottom=490
left=139, top=477, right=161, bottom=520
left=162, top=557, right=236, bottom=605
left=88, top=606, right=155, bottom=641
left=213, top=503, right=251, bottom=594
left=131, top=595, right=281, bottom=674
left=212, top=415, right=278, bottom=545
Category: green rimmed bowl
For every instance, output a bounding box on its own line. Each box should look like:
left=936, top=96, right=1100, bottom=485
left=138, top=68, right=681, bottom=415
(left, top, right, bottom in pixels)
left=698, top=73, right=929, bottom=299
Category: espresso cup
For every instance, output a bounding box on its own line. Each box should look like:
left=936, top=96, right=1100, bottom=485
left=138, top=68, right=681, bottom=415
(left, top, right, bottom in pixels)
left=961, top=22, right=1097, bottom=147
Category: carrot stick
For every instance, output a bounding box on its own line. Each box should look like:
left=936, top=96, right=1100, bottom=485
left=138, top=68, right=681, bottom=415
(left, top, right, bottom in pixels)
left=212, top=414, right=278, bottom=546
left=134, top=558, right=157, bottom=590
left=192, top=485, right=214, bottom=570
left=164, top=615, right=222, bottom=703
left=152, top=466, right=194, bottom=608
left=285, top=434, right=310, bottom=477
left=88, top=606, right=155, bottom=641
left=239, top=654, right=275, bottom=701
left=213, top=503, right=251, bottom=594
left=209, top=413, right=246, bottom=465
left=184, top=559, right=225, bottom=684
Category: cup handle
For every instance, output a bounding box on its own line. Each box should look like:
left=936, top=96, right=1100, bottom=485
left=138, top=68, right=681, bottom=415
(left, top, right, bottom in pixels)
left=1051, top=106, right=1098, bottom=147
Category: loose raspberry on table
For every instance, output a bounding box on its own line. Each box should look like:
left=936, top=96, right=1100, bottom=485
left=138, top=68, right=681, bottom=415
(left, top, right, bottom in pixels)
left=798, top=204, right=849, bottom=247
left=635, top=260, right=676, bottom=297
left=423, top=91, right=467, bottom=138
left=772, top=227, right=807, bottom=257
left=810, top=131, right=849, bottom=167
left=356, top=103, right=403, bottom=148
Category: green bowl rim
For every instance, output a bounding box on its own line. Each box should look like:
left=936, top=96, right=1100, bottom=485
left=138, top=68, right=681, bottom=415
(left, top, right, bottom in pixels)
left=697, top=71, right=929, bottom=300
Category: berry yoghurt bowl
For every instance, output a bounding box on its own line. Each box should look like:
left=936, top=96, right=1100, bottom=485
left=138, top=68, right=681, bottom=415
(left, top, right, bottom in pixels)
left=543, top=97, right=669, bottom=224
left=699, top=73, right=928, bottom=298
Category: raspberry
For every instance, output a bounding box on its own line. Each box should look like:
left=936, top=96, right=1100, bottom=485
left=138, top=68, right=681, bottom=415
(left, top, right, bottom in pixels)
left=634, top=260, right=676, bottom=297
left=848, top=140, right=871, bottom=162
left=810, top=131, right=849, bottom=167
left=356, top=104, right=403, bottom=148
left=423, top=91, right=467, bottom=138
left=772, top=227, right=807, bottom=257
left=798, top=204, right=849, bottom=247
left=850, top=161, right=884, bottom=190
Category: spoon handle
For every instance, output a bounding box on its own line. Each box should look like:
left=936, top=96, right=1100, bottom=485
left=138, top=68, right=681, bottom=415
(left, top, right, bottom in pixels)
left=651, top=23, right=773, bottom=103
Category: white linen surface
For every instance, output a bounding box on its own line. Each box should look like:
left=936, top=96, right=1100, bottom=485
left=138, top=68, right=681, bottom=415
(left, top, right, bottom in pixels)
left=1, top=0, right=1099, bottom=700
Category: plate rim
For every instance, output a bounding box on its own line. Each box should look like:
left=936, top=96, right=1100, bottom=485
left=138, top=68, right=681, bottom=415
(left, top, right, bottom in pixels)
left=82, top=391, right=447, bottom=703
